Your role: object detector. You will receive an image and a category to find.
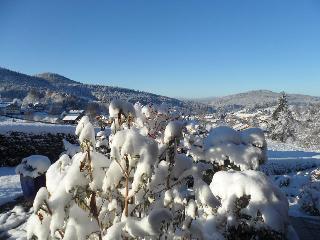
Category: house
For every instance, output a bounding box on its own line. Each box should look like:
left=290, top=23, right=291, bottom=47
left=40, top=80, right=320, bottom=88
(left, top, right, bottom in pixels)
left=62, top=110, right=85, bottom=124
left=6, top=103, right=21, bottom=115
left=0, top=102, right=9, bottom=115
left=33, top=102, right=46, bottom=112
left=0, top=102, right=21, bottom=115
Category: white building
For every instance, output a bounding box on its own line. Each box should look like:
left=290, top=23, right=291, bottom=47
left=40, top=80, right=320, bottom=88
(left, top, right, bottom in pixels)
left=62, top=110, right=85, bottom=124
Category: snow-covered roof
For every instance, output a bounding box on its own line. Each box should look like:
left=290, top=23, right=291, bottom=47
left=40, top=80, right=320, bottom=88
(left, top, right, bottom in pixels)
left=69, top=110, right=85, bottom=114
left=63, top=115, right=81, bottom=121
left=0, top=102, right=11, bottom=108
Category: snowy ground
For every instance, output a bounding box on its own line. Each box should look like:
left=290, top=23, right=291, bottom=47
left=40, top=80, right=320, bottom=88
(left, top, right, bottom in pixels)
left=0, top=205, right=31, bottom=240
left=0, top=140, right=320, bottom=239
left=0, top=168, right=22, bottom=206
left=263, top=140, right=320, bottom=218
left=0, top=168, right=29, bottom=240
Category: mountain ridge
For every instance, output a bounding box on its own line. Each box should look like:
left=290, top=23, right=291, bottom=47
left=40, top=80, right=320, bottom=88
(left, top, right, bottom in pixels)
left=0, top=66, right=185, bottom=107
left=197, top=89, right=320, bottom=110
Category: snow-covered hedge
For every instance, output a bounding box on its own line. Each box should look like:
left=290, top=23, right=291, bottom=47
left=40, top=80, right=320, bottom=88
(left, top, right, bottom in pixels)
left=26, top=100, right=294, bottom=239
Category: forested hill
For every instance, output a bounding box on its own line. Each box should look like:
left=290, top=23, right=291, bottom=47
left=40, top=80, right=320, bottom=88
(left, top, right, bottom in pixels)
left=0, top=67, right=184, bottom=106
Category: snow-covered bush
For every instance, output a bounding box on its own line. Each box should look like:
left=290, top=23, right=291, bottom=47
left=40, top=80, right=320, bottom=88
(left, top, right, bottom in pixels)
left=26, top=100, right=293, bottom=239
left=95, top=130, right=110, bottom=155
left=210, top=170, right=289, bottom=239
left=27, top=118, right=110, bottom=239
left=298, top=168, right=320, bottom=216
left=109, top=99, right=136, bottom=134
left=204, top=126, right=267, bottom=170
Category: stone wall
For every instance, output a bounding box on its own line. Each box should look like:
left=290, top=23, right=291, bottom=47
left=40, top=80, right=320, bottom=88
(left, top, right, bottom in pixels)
left=0, top=132, right=77, bottom=167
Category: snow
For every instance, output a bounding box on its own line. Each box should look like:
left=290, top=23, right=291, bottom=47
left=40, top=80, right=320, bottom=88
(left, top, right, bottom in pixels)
left=109, top=99, right=136, bottom=118
left=125, top=208, right=173, bottom=237
left=33, top=187, right=49, bottom=212
left=0, top=167, right=22, bottom=206
left=0, top=121, right=76, bottom=135
left=63, top=139, right=80, bottom=157
left=15, top=155, right=51, bottom=178
left=261, top=141, right=320, bottom=218
left=78, top=121, right=96, bottom=145
left=1, top=107, right=320, bottom=239
left=103, top=128, right=158, bottom=196
left=204, top=126, right=267, bottom=170
left=0, top=206, right=31, bottom=240
left=164, top=120, right=184, bottom=143
left=62, top=115, right=79, bottom=121
left=210, top=170, right=289, bottom=233
left=194, top=176, right=219, bottom=211
left=46, top=154, right=71, bottom=194
left=204, top=126, right=242, bottom=147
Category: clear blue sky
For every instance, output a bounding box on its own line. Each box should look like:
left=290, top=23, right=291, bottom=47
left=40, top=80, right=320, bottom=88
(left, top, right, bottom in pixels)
left=0, top=0, right=319, bottom=98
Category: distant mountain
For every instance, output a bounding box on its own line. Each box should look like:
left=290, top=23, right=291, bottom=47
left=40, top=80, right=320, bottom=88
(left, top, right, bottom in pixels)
left=34, top=72, right=79, bottom=85
left=0, top=67, right=185, bottom=107
left=197, top=90, right=320, bottom=111
left=0, top=67, right=52, bottom=89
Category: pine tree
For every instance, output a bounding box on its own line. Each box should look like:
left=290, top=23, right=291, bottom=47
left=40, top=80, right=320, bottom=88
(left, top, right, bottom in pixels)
left=269, top=92, right=295, bottom=142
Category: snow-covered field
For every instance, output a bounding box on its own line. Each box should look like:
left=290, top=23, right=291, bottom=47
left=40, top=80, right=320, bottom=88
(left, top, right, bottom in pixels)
left=0, top=140, right=319, bottom=239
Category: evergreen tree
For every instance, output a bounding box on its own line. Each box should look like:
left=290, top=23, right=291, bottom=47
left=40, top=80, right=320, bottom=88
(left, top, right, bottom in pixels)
left=269, top=92, right=295, bottom=142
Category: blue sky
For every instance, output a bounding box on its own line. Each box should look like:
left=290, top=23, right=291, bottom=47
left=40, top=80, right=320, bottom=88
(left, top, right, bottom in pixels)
left=0, top=0, right=319, bottom=98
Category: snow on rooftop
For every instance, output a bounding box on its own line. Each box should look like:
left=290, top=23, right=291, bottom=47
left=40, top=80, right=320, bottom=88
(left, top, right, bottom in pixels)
left=62, top=115, right=80, bottom=121
left=69, top=110, right=85, bottom=114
